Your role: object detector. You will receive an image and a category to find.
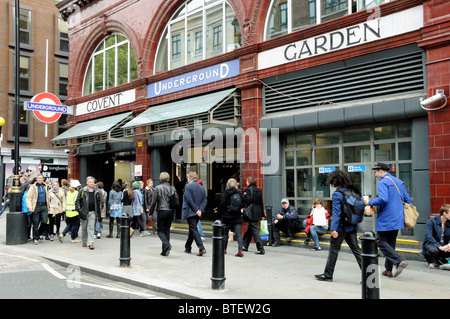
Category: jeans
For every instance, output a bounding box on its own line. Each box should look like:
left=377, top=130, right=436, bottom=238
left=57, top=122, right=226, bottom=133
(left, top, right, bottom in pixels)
left=156, top=209, right=174, bottom=254
left=324, top=230, right=362, bottom=278
left=185, top=215, right=205, bottom=252
left=63, top=216, right=80, bottom=240
left=0, top=202, right=9, bottom=215
left=224, top=222, right=244, bottom=252
left=302, top=220, right=327, bottom=248
left=81, top=211, right=95, bottom=245
left=197, top=220, right=205, bottom=238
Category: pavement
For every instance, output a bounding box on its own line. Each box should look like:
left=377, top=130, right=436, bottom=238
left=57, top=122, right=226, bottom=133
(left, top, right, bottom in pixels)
left=1, top=213, right=450, bottom=300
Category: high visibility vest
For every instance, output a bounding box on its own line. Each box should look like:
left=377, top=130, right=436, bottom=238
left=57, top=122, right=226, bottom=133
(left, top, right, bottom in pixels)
left=65, top=190, right=79, bottom=218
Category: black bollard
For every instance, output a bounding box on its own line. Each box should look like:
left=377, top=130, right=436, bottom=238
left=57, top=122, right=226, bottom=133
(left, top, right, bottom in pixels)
left=211, top=219, right=226, bottom=290
left=119, top=215, right=131, bottom=267
left=360, top=231, right=380, bottom=299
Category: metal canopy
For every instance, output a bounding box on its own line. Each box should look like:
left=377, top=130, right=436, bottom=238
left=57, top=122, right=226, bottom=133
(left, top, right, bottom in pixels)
left=52, top=111, right=134, bottom=147
left=123, top=89, right=239, bottom=138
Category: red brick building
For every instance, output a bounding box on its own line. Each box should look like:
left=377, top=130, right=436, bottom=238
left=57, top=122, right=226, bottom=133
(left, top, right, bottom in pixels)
left=55, top=0, right=450, bottom=240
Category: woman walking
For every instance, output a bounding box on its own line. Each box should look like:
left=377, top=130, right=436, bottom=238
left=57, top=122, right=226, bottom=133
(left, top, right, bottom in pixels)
left=215, top=178, right=244, bottom=257
left=107, top=181, right=123, bottom=238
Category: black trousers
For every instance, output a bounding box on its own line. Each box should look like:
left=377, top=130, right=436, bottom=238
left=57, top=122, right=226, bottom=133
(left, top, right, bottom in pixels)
left=243, top=220, right=265, bottom=252
left=32, top=204, right=48, bottom=241
left=185, top=215, right=205, bottom=252
left=324, top=230, right=362, bottom=278
left=377, top=230, right=403, bottom=271
left=156, top=209, right=174, bottom=253
left=423, top=245, right=450, bottom=264
left=272, top=219, right=300, bottom=243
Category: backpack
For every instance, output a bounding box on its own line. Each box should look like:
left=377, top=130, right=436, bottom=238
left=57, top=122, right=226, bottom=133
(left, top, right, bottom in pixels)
left=336, top=188, right=365, bottom=226
left=228, top=192, right=242, bottom=214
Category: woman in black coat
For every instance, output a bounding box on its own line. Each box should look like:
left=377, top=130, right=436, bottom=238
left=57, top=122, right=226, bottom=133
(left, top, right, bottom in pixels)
left=215, top=178, right=244, bottom=257
left=242, top=176, right=265, bottom=255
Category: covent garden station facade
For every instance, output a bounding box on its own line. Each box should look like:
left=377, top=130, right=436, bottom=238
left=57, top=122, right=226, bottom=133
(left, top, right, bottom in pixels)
left=55, top=0, right=450, bottom=240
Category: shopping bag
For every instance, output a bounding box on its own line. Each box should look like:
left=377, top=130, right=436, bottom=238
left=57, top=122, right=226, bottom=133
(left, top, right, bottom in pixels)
left=259, top=219, right=269, bottom=238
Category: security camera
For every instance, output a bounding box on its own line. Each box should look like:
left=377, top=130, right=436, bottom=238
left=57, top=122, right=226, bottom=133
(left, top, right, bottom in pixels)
left=64, top=149, right=70, bottom=154
left=420, top=91, right=445, bottom=107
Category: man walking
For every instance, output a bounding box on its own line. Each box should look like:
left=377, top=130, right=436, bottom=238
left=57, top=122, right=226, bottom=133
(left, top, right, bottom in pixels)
left=76, top=176, right=101, bottom=250
left=364, top=162, right=412, bottom=277
left=182, top=171, right=207, bottom=256
left=26, top=174, right=49, bottom=245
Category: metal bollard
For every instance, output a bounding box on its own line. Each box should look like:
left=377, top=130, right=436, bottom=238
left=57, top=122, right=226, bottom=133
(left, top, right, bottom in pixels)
left=265, top=206, right=273, bottom=246
left=119, top=215, right=132, bottom=267
left=360, top=231, right=380, bottom=299
left=211, top=219, right=226, bottom=290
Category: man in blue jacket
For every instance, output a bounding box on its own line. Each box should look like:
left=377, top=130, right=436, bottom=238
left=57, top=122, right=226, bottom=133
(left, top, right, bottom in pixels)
left=272, top=198, right=301, bottom=247
left=364, top=162, right=412, bottom=278
left=422, top=204, right=450, bottom=268
left=182, top=171, right=207, bottom=256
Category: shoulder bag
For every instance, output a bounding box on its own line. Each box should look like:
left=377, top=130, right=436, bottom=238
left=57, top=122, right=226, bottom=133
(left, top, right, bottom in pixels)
left=385, top=175, right=419, bottom=229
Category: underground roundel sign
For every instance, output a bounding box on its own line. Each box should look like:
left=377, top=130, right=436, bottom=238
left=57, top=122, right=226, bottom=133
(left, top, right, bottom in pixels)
left=26, top=92, right=65, bottom=124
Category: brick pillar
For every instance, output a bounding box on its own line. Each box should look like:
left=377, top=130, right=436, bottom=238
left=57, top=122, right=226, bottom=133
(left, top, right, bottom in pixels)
left=136, top=139, right=151, bottom=182
left=419, top=0, right=450, bottom=215
left=67, top=150, right=79, bottom=181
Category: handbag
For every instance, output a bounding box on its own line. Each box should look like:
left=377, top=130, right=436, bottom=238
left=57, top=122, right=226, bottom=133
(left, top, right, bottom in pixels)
left=243, top=204, right=253, bottom=221
left=385, top=176, right=419, bottom=229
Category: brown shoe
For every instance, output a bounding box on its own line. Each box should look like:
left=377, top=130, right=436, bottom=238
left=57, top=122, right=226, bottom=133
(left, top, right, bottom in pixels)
left=82, top=242, right=87, bottom=247
left=393, top=260, right=408, bottom=277
left=196, top=249, right=206, bottom=256
left=382, top=270, right=393, bottom=277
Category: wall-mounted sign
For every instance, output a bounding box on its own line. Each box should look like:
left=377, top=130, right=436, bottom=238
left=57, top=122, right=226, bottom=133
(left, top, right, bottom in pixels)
left=348, top=165, right=366, bottom=172
left=147, top=59, right=239, bottom=98
left=258, top=6, right=423, bottom=70
left=76, top=89, right=135, bottom=116
left=319, top=167, right=335, bottom=174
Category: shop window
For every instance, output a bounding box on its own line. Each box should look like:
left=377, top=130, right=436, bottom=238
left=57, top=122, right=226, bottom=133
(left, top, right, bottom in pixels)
left=282, top=123, right=412, bottom=214
left=154, top=0, right=242, bottom=74
left=265, top=0, right=391, bottom=40
left=82, top=34, right=138, bottom=96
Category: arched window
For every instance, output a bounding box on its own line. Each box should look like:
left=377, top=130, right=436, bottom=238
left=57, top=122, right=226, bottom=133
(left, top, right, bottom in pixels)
left=83, top=34, right=138, bottom=96
left=265, top=0, right=390, bottom=40
left=154, top=0, right=242, bottom=74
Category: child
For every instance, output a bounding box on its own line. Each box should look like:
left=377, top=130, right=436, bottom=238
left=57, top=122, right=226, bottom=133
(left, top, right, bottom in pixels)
left=304, top=198, right=330, bottom=251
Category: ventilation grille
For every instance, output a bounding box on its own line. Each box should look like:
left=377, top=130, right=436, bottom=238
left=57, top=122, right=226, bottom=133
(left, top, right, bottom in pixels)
left=264, top=51, right=425, bottom=114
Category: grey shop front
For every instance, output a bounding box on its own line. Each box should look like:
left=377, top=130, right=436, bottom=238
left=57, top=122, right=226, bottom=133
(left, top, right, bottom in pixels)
left=259, top=45, right=430, bottom=240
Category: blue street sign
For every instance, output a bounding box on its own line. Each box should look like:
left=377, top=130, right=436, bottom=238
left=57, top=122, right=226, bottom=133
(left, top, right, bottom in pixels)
left=25, top=101, right=67, bottom=113
left=348, top=165, right=366, bottom=172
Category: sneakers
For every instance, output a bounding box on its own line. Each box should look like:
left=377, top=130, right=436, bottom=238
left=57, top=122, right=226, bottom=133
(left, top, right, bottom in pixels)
left=235, top=251, right=244, bottom=257
left=33, top=239, right=39, bottom=245
left=58, top=234, right=64, bottom=242
left=310, top=246, right=322, bottom=251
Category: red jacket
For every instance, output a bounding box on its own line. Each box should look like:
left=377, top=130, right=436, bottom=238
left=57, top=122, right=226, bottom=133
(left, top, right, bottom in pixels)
left=304, top=212, right=331, bottom=234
